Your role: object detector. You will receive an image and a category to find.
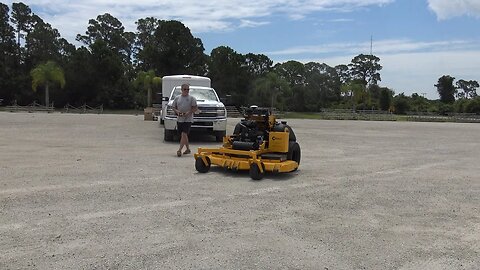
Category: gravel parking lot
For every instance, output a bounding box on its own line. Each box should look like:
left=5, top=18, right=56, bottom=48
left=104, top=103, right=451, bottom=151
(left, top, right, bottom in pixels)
left=1, top=111, right=479, bottom=269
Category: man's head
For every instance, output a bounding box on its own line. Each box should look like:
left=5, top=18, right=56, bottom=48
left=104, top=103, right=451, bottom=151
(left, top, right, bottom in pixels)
left=181, top=84, right=190, bottom=96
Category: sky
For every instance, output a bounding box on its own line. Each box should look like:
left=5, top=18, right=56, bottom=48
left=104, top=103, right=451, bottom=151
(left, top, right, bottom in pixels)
left=4, top=0, right=480, bottom=99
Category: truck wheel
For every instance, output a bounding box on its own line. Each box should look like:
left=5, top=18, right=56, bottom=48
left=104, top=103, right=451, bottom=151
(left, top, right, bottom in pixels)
left=249, top=163, right=265, bottom=180
left=215, top=131, right=226, bottom=142
left=195, top=157, right=210, bottom=173
left=164, top=129, right=174, bottom=141
left=287, top=141, right=301, bottom=167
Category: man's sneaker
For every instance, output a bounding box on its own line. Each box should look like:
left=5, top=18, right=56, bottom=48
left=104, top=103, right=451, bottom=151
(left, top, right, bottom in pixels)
left=177, top=150, right=182, bottom=157
left=183, top=149, right=191, bottom=155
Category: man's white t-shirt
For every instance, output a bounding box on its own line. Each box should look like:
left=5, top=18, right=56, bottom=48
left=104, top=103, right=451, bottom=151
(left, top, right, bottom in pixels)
left=172, top=95, right=197, bottom=123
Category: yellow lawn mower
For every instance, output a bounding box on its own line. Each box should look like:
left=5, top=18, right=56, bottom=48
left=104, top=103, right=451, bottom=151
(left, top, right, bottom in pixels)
left=194, top=106, right=301, bottom=180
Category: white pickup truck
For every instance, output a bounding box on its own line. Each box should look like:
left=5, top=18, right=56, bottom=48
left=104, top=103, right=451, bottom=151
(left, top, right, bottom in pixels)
left=161, top=75, right=227, bottom=142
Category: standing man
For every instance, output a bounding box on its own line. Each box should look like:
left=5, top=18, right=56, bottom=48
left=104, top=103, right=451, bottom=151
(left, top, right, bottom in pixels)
left=172, top=84, right=197, bottom=157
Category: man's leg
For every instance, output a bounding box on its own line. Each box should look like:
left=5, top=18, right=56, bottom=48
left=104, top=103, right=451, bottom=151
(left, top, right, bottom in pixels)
left=183, top=132, right=190, bottom=153
left=177, top=123, right=184, bottom=156
left=179, top=132, right=188, bottom=151
left=181, top=122, right=191, bottom=154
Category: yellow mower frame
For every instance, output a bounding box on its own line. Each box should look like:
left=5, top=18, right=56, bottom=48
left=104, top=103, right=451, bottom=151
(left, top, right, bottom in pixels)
left=194, top=107, right=300, bottom=180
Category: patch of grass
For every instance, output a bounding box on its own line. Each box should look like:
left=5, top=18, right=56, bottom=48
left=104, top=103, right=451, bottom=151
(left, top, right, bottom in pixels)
left=396, top=115, right=410, bottom=121
left=281, top=111, right=403, bottom=121
left=281, top=112, right=322, bottom=119
left=102, top=109, right=143, bottom=115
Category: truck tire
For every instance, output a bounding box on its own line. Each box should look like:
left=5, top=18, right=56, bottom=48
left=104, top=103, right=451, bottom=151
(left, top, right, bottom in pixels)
left=215, top=131, right=226, bottom=142
left=164, top=129, right=174, bottom=141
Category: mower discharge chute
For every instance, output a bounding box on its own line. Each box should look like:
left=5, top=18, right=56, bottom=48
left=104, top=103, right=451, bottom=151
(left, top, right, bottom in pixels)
left=194, top=106, right=301, bottom=180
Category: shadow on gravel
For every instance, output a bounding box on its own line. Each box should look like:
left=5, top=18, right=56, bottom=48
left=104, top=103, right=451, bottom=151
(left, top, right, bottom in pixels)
left=188, top=132, right=220, bottom=143
left=161, top=131, right=220, bottom=144
left=206, top=166, right=299, bottom=182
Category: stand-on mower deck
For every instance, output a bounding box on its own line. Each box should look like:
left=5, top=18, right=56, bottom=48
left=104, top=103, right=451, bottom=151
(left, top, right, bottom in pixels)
left=194, top=106, right=301, bottom=180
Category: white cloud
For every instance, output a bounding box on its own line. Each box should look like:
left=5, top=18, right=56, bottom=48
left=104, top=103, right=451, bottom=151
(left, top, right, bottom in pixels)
left=300, top=51, right=480, bottom=100
left=379, top=50, right=480, bottom=99
left=266, top=39, right=475, bottom=56
left=3, top=0, right=393, bottom=43
left=239, top=20, right=270, bottom=28
left=329, top=18, right=354, bottom=23
left=428, top=0, right=480, bottom=19
left=7, top=0, right=476, bottom=100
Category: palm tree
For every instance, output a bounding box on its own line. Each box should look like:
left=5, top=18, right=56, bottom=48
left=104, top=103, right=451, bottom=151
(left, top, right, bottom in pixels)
left=30, top=61, right=65, bottom=107
left=134, top=70, right=161, bottom=107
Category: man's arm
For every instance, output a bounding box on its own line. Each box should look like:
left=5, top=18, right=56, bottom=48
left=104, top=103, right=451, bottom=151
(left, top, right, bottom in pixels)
left=189, top=105, right=198, bottom=116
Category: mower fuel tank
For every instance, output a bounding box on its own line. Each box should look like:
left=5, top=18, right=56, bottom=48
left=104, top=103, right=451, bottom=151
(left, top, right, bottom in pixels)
left=232, top=141, right=259, bottom=151
left=268, top=131, right=289, bottom=153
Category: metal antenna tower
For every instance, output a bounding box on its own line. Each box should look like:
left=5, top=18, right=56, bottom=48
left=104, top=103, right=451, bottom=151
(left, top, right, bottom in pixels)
left=370, top=35, right=373, bottom=55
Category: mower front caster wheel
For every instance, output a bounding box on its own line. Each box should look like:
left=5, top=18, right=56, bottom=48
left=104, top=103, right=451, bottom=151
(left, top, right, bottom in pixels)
left=195, top=157, right=211, bottom=173
left=249, top=163, right=265, bottom=180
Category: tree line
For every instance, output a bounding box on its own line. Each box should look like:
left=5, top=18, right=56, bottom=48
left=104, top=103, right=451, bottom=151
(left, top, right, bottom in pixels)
left=1, top=2, right=479, bottom=114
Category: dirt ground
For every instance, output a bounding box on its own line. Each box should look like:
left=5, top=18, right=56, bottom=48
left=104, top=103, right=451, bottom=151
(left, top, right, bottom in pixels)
left=1, top=111, right=479, bottom=270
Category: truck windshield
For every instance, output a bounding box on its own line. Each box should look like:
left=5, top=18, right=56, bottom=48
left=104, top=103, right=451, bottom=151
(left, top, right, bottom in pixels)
left=170, top=87, right=219, bottom=101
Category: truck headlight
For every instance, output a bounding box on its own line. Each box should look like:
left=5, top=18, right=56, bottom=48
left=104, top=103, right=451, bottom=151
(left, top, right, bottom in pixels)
left=216, top=106, right=226, bottom=117
left=166, top=105, right=176, bottom=117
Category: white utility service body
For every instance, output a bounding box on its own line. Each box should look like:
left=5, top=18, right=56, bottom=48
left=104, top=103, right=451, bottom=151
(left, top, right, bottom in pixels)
left=160, top=75, right=227, bottom=142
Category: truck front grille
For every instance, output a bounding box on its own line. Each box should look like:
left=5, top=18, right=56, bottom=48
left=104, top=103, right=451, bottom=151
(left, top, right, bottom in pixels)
left=197, top=107, right=221, bottom=118
left=193, top=121, right=214, bottom=127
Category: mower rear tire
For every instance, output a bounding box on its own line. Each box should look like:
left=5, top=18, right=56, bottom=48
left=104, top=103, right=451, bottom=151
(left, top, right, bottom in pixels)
left=273, top=123, right=297, bottom=141
left=287, top=141, right=301, bottom=169
left=249, top=163, right=265, bottom=180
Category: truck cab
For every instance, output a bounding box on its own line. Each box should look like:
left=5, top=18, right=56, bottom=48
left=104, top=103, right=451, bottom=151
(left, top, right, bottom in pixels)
left=161, top=76, right=227, bottom=142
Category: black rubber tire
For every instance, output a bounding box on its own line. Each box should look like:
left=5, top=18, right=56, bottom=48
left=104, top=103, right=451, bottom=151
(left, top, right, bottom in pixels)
left=215, top=131, right=226, bottom=142
left=287, top=141, right=301, bottom=165
left=195, top=157, right=210, bottom=173
left=164, top=129, right=174, bottom=141
left=272, top=123, right=296, bottom=141
left=249, top=163, right=264, bottom=180
left=233, top=122, right=244, bottom=135
left=286, top=125, right=297, bottom=141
